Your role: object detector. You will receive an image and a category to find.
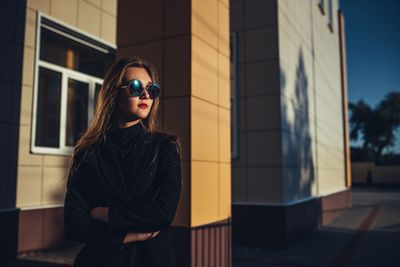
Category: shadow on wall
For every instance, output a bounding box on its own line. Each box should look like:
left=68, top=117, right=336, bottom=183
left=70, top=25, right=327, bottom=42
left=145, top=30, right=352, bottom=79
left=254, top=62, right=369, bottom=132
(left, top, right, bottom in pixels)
left=280, top=48, right=315, bottom=203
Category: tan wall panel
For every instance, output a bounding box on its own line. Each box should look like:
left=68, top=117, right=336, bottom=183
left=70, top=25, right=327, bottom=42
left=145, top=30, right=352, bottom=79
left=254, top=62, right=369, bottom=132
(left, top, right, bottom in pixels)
left=50, top=0, right=78, bottom=26
left=192, top=0, right=218, bottom=49
left=192, top=36, right=219, bottom=104
left=191, top=161, right=219, bottom=227
left=191, top=97, right=219, bottom=162
left=16, top=166, right=42, bottom=207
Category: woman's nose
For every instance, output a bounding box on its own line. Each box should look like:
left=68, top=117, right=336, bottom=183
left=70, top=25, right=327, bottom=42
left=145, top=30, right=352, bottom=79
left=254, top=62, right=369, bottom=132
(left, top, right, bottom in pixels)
left=140, top=88, right=151, bottom=99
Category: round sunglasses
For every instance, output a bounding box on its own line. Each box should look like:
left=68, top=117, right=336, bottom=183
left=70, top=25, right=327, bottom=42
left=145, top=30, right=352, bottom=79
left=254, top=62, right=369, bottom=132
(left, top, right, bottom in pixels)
left=120, top=79, right=161, bottom=99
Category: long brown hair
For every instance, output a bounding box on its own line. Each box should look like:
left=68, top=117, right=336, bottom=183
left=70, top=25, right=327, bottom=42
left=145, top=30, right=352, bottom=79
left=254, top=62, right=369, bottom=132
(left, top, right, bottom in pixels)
left=65, top=57, right=163, bottom=181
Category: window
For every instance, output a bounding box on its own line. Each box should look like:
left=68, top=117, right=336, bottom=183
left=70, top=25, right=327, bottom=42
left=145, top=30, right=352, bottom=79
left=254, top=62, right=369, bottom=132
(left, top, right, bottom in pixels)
left=230, top=32, right=239, bottom=160
left=31, top=13, right=115, bottom=155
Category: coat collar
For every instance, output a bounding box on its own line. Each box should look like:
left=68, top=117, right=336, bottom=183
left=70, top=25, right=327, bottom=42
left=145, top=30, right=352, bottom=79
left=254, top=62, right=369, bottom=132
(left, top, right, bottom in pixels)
left=90, top=128, right=162, bottom=202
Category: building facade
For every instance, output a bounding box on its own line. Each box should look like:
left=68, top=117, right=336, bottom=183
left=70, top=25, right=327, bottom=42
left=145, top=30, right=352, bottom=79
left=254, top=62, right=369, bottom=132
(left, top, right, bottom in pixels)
left=231, top=0, right=351, bottom=248
left=0, top=0, right=350, bottom=265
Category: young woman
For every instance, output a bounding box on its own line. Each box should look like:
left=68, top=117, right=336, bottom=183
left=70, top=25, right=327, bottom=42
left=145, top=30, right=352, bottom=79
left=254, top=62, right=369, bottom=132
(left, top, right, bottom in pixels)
left=63, top=57, right=183, bottom=267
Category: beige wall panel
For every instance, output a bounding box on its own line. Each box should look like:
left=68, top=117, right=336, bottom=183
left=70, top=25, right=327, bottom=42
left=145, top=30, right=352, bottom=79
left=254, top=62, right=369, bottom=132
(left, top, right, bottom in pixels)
left=50, top=0, right=78, bottom=26
left=191, top=97, right=219, bottom=162
left=191, top=161, right=219, bottom=226
left=18, top=125, right=42, bottom=166
left=192, top=36, right=219, bottom=104
left=27, top=0, right=50, bottom=13
left=20, top=85, right=33, bottom=126
left=42, top=167, right=68, bottom=205
left=101, top=11, right=116, bottom=44
left=78, top=0, right=101, bottom=37
left=24, top=9, right=36, bottom=49
left=102, top=0, right=117, bottom=16
left=16, top=166, right=42, bottom=207
left=22, top=46, right=34, bottom=87
left=192, top=0, right=218, bottom=49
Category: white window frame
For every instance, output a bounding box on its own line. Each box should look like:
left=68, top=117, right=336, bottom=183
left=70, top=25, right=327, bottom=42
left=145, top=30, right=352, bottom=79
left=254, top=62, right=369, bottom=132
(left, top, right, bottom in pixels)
left=31, top=12, right=115, bottom=156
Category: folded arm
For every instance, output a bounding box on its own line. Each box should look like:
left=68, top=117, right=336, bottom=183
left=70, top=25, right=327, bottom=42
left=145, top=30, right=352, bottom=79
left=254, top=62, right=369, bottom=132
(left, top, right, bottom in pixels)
left=63, top=150, right=127, bottom=249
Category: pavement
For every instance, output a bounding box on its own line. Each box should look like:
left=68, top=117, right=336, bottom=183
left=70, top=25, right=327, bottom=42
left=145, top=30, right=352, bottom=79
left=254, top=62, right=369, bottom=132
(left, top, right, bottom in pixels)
left=232, top=187, right=400, bottom=267
left=2, top=187, right=399, bottom=267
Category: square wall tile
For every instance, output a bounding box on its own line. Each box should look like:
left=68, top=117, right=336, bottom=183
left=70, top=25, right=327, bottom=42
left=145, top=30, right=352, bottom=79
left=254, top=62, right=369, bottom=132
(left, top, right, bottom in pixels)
left=247, top=167, right=282, bottom=203
left=191, top=97, right=218, bottom=162
left=16, top=166, right=42, bottom=207
left=102, top=0, right=117, bottom=16
left=50, top=0, right=78, bottom=26
left=192, top=36, right=218, bottom=104
left=247, top=130, right=282, bottom=166
left=246, top=95, right=280, bottom=130
left=27, top=0, right=50, bottom=13
left=245, top=0, right=277, bottom=28
left=191, top=161, right=219, bottom=227
left=246, top=26, right=278, bottom=63
left=42, top=167, right=68, bottom=205
left=101, top=11, right=116, bottom=44
left=246, top=59, right=280, bottom=96
left=18, top=125, right=42, bottom=166
left=78, top=0, right=101, bottom=37
left=192, top=0, right=218, bottom=49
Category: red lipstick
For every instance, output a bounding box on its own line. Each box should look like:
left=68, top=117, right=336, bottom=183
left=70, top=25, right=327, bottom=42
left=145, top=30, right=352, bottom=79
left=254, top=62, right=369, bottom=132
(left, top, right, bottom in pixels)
left=138, top=103, right=148, bottom=108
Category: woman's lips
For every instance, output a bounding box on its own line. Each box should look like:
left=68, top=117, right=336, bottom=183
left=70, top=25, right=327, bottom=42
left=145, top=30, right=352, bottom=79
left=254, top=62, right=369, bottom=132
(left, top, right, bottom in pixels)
left=138, top=103, right=148, bottom=108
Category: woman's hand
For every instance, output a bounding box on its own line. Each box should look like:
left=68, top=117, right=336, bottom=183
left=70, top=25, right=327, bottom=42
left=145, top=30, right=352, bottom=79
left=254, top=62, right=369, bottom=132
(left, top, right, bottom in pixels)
left=123, top=231, right=160, bottom=243
left=89, top=207, right=109, bottom=223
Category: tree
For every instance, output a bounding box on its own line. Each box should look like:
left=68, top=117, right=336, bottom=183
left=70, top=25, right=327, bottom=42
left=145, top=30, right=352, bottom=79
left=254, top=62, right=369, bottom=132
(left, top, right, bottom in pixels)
left=348, top=91, right=400, bottom=164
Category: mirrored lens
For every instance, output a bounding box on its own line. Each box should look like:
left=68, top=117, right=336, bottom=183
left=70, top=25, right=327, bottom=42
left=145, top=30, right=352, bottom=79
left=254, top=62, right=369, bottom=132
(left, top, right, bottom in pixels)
left=128, top=80, right=160, bottom=99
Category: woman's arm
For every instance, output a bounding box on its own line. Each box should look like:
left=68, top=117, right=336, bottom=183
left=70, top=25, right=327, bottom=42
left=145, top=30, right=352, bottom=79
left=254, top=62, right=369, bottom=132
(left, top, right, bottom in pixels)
left=63, top=151, right=127, bottom=249
left=106, top=135, right=183, bottom=233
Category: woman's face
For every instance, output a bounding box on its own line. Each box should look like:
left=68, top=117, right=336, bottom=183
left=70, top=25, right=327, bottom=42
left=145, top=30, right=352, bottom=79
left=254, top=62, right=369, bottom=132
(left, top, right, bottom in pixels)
left=117, top=67, right=154, bottom=125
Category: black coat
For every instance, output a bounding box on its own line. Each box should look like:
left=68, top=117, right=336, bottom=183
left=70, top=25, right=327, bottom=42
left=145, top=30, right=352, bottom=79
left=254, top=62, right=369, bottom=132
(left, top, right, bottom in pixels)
left=63, top=125, right=182, bottom=267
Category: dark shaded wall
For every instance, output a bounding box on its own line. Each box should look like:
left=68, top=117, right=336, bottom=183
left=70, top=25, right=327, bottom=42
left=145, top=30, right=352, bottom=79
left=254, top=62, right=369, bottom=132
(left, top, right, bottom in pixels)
left=0, top=0, right=26, bottom=261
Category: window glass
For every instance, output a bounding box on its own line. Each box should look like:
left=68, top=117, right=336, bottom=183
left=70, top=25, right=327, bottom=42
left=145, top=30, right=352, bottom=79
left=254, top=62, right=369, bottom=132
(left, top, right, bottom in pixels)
left=66, top=78, right=89, bottom=146
left=40, top=27, right=114, bottom=78
left=35, top=67, right=62, bottom=147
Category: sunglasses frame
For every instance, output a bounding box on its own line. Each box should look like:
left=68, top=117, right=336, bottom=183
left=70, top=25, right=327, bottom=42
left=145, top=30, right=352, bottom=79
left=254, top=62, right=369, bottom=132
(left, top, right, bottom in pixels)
left=120, top=79, right=161, bottom=99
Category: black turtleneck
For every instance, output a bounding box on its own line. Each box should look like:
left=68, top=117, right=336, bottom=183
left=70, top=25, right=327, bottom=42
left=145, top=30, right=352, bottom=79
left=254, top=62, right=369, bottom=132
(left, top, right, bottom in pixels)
left=108, top=122, right=145, bottom=188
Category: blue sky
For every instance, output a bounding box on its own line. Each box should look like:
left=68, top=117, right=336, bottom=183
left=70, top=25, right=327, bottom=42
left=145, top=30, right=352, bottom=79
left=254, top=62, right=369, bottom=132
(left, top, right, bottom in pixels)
left=340, top=0, right=400, bottom=153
